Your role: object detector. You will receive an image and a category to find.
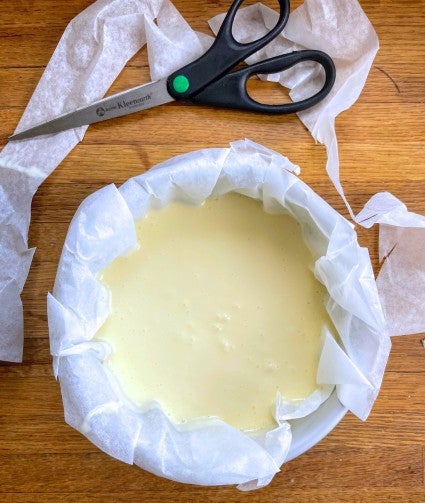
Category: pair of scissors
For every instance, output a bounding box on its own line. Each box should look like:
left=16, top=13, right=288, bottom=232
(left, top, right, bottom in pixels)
left=9, top=0, right=336, bottom=142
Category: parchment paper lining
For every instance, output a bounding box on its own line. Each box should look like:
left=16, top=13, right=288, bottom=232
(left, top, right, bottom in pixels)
left=48, top=139, right=390, bottom=489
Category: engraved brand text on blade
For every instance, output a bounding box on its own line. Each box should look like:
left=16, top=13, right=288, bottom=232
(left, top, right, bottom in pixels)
left=96, top=94, right=153, bottom=117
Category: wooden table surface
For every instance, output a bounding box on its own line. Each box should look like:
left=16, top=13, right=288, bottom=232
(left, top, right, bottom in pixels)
left=1, top=0, right=424, bottom=501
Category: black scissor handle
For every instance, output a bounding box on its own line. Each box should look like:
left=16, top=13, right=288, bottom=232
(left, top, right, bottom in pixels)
left=167, top=0, right=290, bottom=100
left=187, top=50, right=336, bottom=114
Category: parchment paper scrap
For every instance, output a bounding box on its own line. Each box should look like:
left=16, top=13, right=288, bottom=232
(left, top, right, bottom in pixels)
left=209, top=0, right=379, bottom=221
left=0, top=0, right=210, bottom=362
left=357, top=193, right=425, bottom=337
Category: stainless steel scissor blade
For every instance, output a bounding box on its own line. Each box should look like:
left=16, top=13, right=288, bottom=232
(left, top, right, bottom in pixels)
left=9, top=78, right=173, bottom=141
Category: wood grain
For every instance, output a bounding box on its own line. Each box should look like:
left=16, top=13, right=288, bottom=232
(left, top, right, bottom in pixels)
left=1, top=0, right=424, bottom=501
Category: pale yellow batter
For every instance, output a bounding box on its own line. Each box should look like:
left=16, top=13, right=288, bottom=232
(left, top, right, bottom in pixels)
left=95, top=193, right=331, bottom=431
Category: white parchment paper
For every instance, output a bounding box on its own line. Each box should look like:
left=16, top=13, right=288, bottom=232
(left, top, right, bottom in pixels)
left=357, top=193, right=425, bottom=336
left=48, top=139, right=390, bottom=489
left=209, top=0, right=379, bottom=221
left=0, top=0, right=211, bottom=362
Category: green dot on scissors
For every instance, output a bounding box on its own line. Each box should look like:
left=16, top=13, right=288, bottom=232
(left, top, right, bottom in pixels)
left=172, top=75, right=190, bottom=94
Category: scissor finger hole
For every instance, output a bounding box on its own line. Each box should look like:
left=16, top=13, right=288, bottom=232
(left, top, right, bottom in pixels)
left=230, top=0, right=282, bottom=44
left=246, top=76, right=292, bottom=105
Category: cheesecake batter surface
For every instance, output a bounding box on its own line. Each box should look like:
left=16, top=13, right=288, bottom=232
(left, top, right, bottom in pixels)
left=95, top=193, right=331, bottom=431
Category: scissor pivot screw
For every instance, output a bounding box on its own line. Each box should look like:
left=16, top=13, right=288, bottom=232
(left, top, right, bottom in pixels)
left=172, top=75, right=190, bottom=94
